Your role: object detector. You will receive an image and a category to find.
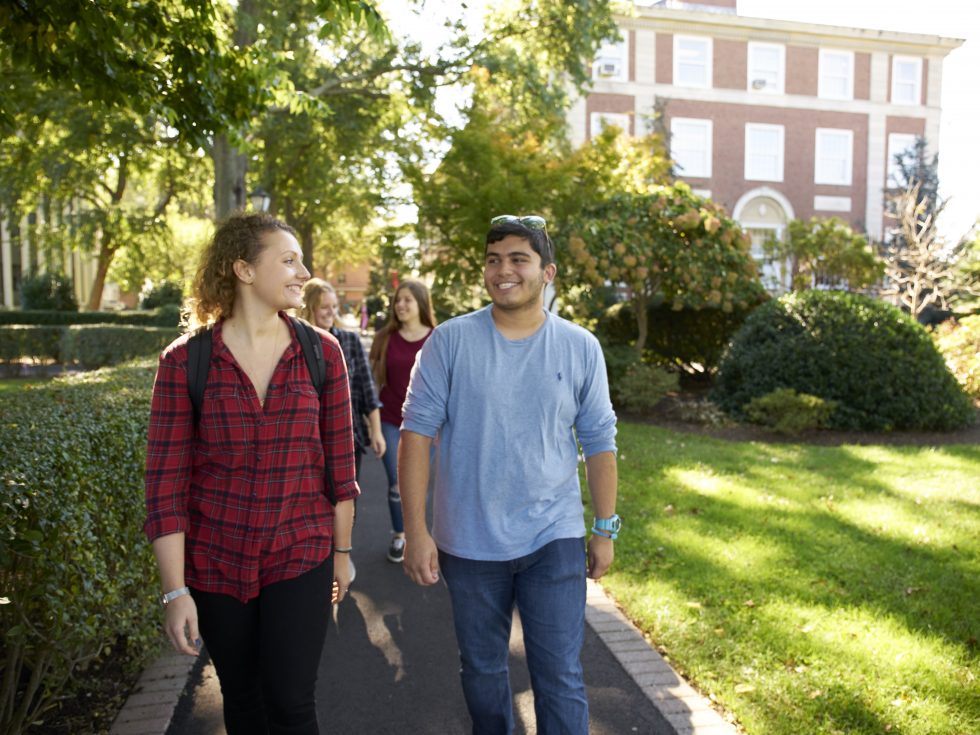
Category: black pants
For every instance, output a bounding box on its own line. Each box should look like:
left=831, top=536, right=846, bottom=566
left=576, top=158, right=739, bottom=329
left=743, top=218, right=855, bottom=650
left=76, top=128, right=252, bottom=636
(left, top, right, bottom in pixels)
left=192, top=557, right=333, bottom=735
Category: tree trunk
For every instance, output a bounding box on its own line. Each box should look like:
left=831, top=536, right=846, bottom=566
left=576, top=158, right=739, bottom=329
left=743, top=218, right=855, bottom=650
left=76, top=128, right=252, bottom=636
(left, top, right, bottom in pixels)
left=213, top=136, right=248, bottom=220
left=86, top=236, right=115, bottom=311
left=633, top=292, right=649, bottom=361
left=296, top=219, right=315, bottom=274
left=211, top=0, right=259, bottom=220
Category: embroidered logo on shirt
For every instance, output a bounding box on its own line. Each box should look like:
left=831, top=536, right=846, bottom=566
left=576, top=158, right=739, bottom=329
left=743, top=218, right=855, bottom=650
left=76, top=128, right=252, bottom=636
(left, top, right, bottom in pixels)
left=557, top=371, right=562, bottom=381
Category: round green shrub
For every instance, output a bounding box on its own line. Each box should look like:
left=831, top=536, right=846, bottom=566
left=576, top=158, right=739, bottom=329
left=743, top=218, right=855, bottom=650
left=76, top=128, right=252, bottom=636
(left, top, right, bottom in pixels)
left=19, top=270, right=78, bottom=311
left=712, top=291, right=975, bottom=431
left=140, top=279, right=184, bottom=310
left=933, top=315, right=980, bottom=400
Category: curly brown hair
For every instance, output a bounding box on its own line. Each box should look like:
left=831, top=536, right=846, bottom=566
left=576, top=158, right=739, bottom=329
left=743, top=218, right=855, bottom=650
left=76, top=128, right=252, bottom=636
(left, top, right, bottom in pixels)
left=368, top=279, right=437, bottom=388
left=191, top=213, right=298, bottom=326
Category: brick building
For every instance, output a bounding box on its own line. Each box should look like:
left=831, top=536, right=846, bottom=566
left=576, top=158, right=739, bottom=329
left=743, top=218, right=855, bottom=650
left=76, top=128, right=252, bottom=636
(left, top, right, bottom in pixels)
left=568, top=0, right=963, bottom=290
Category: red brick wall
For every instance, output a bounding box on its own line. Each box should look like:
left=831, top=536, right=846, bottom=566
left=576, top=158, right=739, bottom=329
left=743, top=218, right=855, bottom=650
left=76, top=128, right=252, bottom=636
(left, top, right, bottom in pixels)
left=855, top=52, right=871, bottom=100
left=715, top=38, right=747, bottom=90
left=785, top=46, right=818, bottom=96
left=656, top=33, right=673, bottom=84
left=586, top=93, right=636, bottom=137
left=663, top=99, right=869, bottom=229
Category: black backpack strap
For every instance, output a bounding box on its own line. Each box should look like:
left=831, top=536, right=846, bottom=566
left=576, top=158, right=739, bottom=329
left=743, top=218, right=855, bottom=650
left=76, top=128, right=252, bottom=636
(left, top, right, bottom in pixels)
left=291, top=316, right=326, bottom=396
left=186, top=326, right=213, bottom=428
left=290, top=316, right=335, bottom=504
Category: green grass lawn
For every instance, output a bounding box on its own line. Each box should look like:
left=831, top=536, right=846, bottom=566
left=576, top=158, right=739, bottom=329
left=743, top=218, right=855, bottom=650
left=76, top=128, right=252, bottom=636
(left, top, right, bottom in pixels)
left=597, top=422, right=979, bottom=735
left=0, top=376, right=52, bottom=395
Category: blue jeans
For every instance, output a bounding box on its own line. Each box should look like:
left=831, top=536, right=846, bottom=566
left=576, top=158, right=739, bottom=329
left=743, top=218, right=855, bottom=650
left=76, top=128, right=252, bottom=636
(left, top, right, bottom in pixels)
left=439, top=538, right=588, bottom=735
left=380, top=421, right=404, bottom=533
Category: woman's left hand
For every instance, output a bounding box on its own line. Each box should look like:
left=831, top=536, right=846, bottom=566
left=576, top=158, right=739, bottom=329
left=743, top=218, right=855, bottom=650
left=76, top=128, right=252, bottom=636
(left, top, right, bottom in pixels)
left=369, top=430, right=386, bottom=459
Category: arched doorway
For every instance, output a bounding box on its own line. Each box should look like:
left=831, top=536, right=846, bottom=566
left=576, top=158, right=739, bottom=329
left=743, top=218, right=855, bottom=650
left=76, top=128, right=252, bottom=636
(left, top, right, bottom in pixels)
left=732, top=187, right=794, bottom=293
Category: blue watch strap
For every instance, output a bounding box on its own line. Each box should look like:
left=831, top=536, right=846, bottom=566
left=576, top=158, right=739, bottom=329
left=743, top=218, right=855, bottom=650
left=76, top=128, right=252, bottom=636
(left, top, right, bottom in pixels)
left=593, top=513, right=622, bottom=534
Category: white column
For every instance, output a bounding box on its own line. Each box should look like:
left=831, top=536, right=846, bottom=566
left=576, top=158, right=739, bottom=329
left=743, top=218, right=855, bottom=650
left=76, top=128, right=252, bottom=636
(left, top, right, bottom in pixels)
left=567, top=91, right=588, bottom=147
left=19, top=215, right=30, bottom=275
left=1, top=211, right=12, bottom=308
left=865, top=112, right=887, bottom=240
left=635, top=29, right=656, bottom=85
left=869, top=52, right=889, bottom=104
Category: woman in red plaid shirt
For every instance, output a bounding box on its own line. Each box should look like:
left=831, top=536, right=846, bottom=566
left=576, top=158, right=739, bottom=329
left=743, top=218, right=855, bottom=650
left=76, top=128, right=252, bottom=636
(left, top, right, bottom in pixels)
left=144, top=213, right=359, bottom=735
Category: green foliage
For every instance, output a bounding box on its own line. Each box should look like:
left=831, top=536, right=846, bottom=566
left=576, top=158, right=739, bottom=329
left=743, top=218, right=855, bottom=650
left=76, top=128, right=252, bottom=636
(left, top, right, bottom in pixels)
left=613, top=362, right=679, bottom=413
left=60, top=326, right=179, bottom=369
left=566, top=185, right=766, bottom=357
left=0, top=362, right=160, bottom=733
left=598, top=300, right=761, bottom=374
left=933, top=315, right=980, bottom=400
left=744, top=388, right=837, bottom=434
left=0, top=326, right=64, bottom=367
left=767, top=217, right=883, bottom=292
left=18, top=271, right=78, bottom=312
left=0, top=309, right=181, bottom=327
left=713, top=291, right=975, bottom=431
left=140, top=280, right=184, bottom=310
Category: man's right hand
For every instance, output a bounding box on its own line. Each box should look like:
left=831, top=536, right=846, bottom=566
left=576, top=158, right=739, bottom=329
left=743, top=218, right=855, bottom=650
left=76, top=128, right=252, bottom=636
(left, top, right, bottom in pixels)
left=404, top=532, right=440, bottom=586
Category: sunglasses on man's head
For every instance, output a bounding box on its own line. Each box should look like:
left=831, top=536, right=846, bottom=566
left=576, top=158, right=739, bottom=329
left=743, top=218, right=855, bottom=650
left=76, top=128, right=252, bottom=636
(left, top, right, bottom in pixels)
left=490, top=214, right=547, bottom=230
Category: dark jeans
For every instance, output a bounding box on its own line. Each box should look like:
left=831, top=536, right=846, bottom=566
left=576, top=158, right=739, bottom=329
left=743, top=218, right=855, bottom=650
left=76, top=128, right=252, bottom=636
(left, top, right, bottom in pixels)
left=440, top=538, right=589, bottom=735
left=192, top=557, right=333, bottom=735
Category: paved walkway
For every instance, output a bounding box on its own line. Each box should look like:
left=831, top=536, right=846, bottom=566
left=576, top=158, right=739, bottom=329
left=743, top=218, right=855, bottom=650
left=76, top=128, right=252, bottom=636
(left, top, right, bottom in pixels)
left=112, top=453, right=736, bottom=735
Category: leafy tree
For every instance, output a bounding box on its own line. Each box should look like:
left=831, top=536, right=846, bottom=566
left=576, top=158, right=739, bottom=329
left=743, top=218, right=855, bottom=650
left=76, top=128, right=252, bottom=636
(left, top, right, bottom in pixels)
left=566, top=186, right=766, bottom=358
left=886, top=136, right=940, bottom=215
left=879, top=182, right=967, bottom=320
left=765, top=217, right=883, bottom=292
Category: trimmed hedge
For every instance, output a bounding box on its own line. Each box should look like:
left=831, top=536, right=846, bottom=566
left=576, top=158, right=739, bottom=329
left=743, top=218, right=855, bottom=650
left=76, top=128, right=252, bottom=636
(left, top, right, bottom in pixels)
left=0, top=306, right=181, bottom=327
left=60, top=325, right=179, bottom=369
left=712, top=291, right=975, bottom=431
left=598, top=300, right=758, bottom=373
left=0, top=362, right=161, bottom=733
left=0, top=325, right=178, bottom=368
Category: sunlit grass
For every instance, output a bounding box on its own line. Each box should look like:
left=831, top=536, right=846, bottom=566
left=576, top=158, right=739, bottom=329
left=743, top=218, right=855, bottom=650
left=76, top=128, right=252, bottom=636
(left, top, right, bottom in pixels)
left=0, top=376, right=51, bottom=395
left=590, top=423, right=980, bottom=735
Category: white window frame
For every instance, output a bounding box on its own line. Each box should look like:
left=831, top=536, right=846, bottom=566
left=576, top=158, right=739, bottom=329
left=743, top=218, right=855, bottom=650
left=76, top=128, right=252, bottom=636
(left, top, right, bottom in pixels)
left=747, top=42, right=785, bottom=95
left=891, top=56, right=922, bottom=106
left=814, top=128, right=854, bottom=186
left=593, top=35, right=629, bottom=83
left=590, top=112, right=631, bottom=137
left=673, top=35, right=712, bottom=89
left=887, top=133, right=918, bottom=187
left=744, top=123, right=785, bottom=182
left=818, top=49, right=854, bottom=101
left=670, top=117, right=713, bottom=178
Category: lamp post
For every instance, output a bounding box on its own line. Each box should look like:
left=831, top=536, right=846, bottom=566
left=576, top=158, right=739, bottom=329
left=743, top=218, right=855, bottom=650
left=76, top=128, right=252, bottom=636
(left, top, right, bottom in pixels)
left=248, top=187, right=271, bottom=213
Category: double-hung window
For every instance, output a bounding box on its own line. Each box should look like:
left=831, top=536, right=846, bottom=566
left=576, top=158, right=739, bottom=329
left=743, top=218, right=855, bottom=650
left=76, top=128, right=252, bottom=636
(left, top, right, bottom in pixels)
left=671, top=118, right=712, bottom=178
left=887, top=133, right=918, bottom=187
left=891, top=56, right=922, bottom=105
left=674, top=35, right=712, bottom=89
left=747, top=42, right=785, bottom=94
left=814, top=128, right=853, bottom=186
left=593, top=37, right=629, bottom=83
left=745, top=124, right=785, bottom=182
left=818, top=49, right=854, bottom=100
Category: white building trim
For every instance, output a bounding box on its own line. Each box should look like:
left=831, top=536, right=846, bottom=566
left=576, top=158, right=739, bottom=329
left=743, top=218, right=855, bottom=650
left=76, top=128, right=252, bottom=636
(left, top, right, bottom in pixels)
left=732, top=186, right=796, bottom=222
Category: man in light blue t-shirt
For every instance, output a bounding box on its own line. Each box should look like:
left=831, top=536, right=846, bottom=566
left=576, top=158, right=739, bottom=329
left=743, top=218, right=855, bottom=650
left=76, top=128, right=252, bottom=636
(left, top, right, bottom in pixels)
left=399, top=215, right=620, bottom=735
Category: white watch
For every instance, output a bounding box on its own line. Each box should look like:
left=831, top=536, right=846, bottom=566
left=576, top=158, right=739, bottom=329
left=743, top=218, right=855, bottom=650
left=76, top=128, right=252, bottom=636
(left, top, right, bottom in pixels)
left=160, top=586, right=190, bottom=607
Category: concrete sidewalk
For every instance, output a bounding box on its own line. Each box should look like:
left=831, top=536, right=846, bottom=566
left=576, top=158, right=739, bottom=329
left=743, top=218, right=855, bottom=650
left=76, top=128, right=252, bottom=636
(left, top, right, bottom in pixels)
left=112, top=453, right=736, bottom=734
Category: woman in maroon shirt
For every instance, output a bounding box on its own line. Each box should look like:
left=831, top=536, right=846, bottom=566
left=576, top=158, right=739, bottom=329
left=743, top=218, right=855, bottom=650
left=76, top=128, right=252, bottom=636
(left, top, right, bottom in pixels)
left=368, top=280, right=436, bottom=563
left=144, top=213, right=358, bottom=735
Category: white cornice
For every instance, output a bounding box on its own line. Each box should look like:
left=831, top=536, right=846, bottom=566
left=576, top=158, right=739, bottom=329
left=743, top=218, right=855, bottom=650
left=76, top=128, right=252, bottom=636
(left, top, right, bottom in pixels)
left=623, top=8, right=964, bottom=56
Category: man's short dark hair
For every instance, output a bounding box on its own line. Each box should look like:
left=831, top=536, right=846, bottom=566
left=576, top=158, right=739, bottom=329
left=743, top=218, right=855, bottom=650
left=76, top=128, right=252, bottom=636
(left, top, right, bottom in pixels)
left=485, top=220, right=555, bottom=268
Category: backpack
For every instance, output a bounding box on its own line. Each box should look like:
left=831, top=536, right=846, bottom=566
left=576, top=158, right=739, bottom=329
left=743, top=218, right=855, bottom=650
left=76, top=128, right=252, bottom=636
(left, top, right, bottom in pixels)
left=186, top=316, right=336, bottom=503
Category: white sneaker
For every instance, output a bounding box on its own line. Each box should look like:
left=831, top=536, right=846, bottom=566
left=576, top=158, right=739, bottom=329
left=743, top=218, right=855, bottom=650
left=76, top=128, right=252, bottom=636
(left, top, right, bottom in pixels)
left=349, top=558, right=356, bottom=584
left=387, top=536, right=405, bottom=563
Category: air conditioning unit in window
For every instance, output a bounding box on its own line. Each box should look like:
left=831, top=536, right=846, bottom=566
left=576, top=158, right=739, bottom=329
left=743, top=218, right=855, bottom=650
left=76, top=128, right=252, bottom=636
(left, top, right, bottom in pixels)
left=751, top=78, right=768, bottom=90
left=598, top=60, right=621, bottom=78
